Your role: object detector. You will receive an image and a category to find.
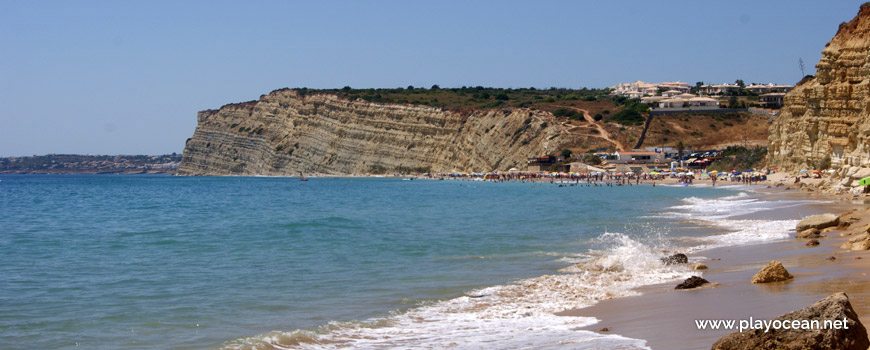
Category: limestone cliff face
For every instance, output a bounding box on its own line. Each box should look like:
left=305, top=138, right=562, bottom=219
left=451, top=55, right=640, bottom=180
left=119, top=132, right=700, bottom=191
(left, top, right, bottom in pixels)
left=768, top=3, right=870, bottom=189
left=179, top=89, right=564, bottom=175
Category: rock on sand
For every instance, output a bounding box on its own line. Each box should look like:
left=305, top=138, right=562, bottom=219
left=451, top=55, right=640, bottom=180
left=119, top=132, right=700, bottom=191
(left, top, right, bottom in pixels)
left=841, top=233, right=870, bottom=251
left=796, top=228, right=821, bottom=239
left=690, top=263, right=708, bottom=270
left=751, top=260, right=793, bottom=284
left=712, top=292, right=869, bottom=350
left=675, top=276, right=709, bottom=290
left=796, top=213, right=839, bottom=232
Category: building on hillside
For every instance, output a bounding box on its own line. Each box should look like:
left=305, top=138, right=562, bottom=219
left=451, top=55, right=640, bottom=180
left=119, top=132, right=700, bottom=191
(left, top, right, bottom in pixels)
left=625, top=90, right=644, bottom=99
left=700, top=83, right=740, bottom=95
left=662, top=89, right=682, bottom=97
left=613, top=151, right=664, bottom=163
left=759, top=92, right=786, bottom=108
left=610, top=80, right=658, bottom=98
left=656, top=81, right=691, bottom=93
left=641, top=95, right=667, bottom=104
left=654, top=93, right=720, bottom=110
left=527, top=155, right=557, bottom=172
left=745, top=83, right=794, bottom=94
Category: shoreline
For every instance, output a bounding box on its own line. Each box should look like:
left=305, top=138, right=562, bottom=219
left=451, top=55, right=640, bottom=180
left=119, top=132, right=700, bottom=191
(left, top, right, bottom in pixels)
left=564, top=181, right=870, bottom=349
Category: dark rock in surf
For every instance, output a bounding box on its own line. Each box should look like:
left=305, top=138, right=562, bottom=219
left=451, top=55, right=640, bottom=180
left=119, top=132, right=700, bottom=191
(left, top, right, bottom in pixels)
left=675, top=276, right=709, bottom=290
left=661, top=253, right=688, bottom=265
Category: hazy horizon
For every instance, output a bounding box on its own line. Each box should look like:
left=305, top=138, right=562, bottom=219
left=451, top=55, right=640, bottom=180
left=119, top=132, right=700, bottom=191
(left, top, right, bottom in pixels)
left=2, top=0, right=865, bottom=157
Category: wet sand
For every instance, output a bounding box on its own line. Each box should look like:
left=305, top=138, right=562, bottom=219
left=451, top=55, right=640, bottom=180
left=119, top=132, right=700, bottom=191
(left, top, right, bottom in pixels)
left=563, top=186, right=870, bottom=349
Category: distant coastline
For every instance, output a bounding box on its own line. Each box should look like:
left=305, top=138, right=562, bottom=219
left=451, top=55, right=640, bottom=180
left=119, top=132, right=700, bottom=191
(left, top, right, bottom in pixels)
left=0, top=154, right=181, bottom=175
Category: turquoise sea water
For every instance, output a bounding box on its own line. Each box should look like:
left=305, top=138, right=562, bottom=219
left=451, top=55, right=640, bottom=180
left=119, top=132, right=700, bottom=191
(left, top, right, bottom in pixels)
left=1, top=175, right=761, bottom=349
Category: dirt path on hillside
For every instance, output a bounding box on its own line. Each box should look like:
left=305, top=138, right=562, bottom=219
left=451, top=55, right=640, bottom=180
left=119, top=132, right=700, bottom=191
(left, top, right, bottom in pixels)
left=568, top=107, right=625, bottom=151
left=667, top=121, right=689, bottom=133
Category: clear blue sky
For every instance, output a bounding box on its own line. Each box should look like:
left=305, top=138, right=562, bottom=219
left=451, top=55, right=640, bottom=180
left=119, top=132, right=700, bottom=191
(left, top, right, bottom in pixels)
left=1, top=0, right=865, bottom=156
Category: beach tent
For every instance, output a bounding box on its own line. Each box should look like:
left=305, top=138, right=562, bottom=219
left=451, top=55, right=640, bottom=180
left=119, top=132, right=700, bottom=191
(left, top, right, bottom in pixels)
left=860, top=177, right=870, bottom=186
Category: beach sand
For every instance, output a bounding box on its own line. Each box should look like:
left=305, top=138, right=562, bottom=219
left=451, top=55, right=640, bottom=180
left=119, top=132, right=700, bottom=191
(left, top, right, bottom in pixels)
left=561, top=183, right=870, bottom=349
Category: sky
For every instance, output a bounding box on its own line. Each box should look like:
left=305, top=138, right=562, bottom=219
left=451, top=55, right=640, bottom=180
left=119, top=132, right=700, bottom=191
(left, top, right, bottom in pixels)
left=0, top=0, right=866, bottom=156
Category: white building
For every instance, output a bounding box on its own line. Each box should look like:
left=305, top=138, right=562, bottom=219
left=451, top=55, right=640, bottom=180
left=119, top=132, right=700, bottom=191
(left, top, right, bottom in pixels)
left=700, top=83, right=740, bottom=95
left=745, top=83, right=794, bottom=94
left=656, top=81, right=691, bottom=93
left=656, top=94, right=719, bottom=110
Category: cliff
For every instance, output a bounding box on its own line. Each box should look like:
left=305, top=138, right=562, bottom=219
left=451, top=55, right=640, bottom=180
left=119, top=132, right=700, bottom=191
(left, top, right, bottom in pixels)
left=178, top=89, right=564, bottom=175
left=768, top=3, right=870, bottom=192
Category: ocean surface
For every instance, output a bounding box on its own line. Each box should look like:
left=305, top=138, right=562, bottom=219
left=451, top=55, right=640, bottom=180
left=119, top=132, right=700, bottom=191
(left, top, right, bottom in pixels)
left=0, top=175, right=812, bottom=349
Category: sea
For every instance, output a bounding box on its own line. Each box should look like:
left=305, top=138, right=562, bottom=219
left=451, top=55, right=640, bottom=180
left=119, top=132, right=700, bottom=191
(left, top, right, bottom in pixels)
left=0, top=175, right=816, bottom=349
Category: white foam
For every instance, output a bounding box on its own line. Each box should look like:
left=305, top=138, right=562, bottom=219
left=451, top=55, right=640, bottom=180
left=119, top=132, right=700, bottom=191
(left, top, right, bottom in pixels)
left=218, top=233, right=693, bottom=350
left=703, top=219, right=798, bottom=248
left=220, top=190, right=818, bottom=350
left=660, top=191, right=821, bottom=249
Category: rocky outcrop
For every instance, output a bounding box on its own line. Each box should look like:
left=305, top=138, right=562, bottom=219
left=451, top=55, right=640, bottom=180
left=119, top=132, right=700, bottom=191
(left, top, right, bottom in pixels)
left=179, top=90, right=565, bottom=175
left=751, top=260, right=794, bottom=284
left=768, top=4, right=870, bottom=193
left=712, top=293, right=869, bottom=350
left=797, top=228, right=822, bottom=239
left=841, top=233, right=870, bottom=250
left=796, top=214, right=840, bottom=232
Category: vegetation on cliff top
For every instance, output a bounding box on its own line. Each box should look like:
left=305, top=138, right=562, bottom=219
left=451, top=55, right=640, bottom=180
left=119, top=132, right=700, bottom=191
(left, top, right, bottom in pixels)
left=276, top=86, right=611, bottom=111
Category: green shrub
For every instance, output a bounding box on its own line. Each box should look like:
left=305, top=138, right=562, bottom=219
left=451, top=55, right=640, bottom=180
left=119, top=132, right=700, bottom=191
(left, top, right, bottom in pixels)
left=608, top=109, right=645, bottom=125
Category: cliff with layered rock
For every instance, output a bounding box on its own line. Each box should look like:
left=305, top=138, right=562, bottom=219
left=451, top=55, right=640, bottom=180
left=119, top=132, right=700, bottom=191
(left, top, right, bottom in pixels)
left=178, top=89, right=564, bottom=175
left=768, top=3, right=870, bottom=192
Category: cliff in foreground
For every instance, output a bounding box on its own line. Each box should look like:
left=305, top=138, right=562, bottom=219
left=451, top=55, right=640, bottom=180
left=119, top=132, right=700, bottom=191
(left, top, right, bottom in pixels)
left=178, top=90, right=563, bottom=175
left=768, top=3, right=870, bottom=192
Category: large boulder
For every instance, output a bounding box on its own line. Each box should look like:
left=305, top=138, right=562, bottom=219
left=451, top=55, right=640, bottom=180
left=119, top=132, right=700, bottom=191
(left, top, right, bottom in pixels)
left=796, top=214, right=840, bottom=232
left=712, top=292, right=869, bottom=350
left=751, top=260, right=793, bottom=284
left=675, top=276, right=709, bottom=290
left=661, top=253, right=688, bottom=265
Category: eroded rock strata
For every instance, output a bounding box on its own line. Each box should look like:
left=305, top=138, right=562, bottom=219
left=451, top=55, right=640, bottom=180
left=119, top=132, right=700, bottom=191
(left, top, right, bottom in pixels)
left=179, top=90, right=564, bottom=175
left=768, top=3, right=870, bottom=192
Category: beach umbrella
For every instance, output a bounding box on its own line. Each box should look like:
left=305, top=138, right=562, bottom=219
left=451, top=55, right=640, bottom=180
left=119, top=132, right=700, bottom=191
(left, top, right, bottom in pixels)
left=860, top=177, right=870, bottom=186
left=811, top=170, right=821, bottom=174
left=827, top=169, right=836, bottom=173
left=800, top=169, right=809, bottom=173
left=709, top=170, right=719, bottom=174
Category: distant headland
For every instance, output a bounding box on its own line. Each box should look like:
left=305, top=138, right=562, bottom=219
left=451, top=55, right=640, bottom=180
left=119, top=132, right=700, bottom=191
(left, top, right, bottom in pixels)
left=0, top=154, right=181, bottom=174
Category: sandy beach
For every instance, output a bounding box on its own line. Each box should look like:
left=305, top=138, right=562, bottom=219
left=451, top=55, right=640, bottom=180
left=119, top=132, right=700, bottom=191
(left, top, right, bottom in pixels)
left=557, top=177, right=870, bottom=349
